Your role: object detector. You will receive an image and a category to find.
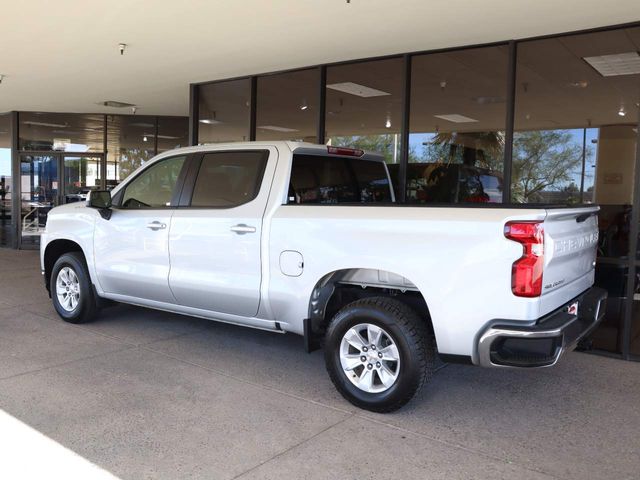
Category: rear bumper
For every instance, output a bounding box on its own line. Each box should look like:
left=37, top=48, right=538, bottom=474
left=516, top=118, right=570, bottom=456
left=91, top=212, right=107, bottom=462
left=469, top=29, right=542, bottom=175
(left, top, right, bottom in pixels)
left=477, top=287, right=607, bottom=368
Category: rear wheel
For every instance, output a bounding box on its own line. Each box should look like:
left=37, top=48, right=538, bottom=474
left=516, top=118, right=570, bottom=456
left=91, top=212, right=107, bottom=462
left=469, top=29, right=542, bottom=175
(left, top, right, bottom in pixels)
left=324, top=296, right=435, bottom=412
left=50, top=252, right=99, bottom=324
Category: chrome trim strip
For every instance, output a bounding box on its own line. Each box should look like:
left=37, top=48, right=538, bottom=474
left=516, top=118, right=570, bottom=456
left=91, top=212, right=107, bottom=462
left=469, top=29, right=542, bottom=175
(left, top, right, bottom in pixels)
left=477, top=291, right=606, bottom=368
left=477, top=321, right=573, bottom=368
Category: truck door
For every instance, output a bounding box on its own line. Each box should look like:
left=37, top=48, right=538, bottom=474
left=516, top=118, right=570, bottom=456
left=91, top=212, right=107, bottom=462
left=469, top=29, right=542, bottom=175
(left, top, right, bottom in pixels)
left=168, top=148, right=277, bottom=317
left=94, top=155, right=188, bottom=303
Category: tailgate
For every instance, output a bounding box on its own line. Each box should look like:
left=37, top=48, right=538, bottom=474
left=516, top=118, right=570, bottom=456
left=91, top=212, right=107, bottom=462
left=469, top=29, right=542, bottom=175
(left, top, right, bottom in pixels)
left=540, top=206, right=599, bottom=313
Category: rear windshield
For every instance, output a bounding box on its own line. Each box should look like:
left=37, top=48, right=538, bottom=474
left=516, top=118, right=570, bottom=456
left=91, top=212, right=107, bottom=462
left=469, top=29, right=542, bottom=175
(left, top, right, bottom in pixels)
left=288, top=155, right=392, bottom=204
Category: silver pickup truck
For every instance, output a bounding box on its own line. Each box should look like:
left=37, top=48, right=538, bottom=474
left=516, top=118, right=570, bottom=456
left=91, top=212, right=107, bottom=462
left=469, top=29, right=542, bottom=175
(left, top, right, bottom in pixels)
left=41, top=141, right=606, bottom=411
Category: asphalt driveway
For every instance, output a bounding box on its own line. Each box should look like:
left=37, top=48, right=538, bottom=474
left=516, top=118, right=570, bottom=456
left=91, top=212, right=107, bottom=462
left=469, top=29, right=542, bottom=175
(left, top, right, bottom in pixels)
left=0, top=249, right=638, bottom=479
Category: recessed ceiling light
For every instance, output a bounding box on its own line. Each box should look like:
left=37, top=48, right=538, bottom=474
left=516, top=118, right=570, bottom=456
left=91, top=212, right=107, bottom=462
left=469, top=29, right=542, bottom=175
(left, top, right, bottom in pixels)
left=258, top=125, right=299, bottom=132
left=100, top=100, right=137, bottom=108
left=300, top=99, right=309, bottom=111
left=327, top=82, right=390, bottom=98
left=568, top=80, right=589, bottom=88
left=583, top=52, right=640, bottom=77
left=52, top=130, right=81, bottom=135
left=473, top=96, right=506, bottom=104
left=22, top=121, right=69, bottom=128
left=199, top=119, right=222, bottom=125
left=433, top=114, right=479, bottom=123
left=618, top=107, right=626, bottom=117
left=385, top=116, right=391, bottom=128
left=141, top=133, right=181, bottom=139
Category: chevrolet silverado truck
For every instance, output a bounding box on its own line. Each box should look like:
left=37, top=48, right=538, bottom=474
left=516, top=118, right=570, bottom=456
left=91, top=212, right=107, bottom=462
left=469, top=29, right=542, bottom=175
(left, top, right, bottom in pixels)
left=40, top=142, right=607, bottom=412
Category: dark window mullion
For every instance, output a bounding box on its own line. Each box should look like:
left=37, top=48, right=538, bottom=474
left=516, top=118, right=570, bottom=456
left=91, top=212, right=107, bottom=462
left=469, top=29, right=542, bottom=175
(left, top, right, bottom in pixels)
left=399, top=54, right=411, bottom=204
left=502, top=40, right=517, bottom=203
left=317, top=66, right=327, bottom=144
left=249, top=77, right=257, bottom=141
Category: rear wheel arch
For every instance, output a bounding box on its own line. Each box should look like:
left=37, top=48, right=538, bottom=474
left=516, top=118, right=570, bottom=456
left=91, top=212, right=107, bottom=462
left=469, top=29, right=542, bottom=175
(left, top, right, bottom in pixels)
left=305, top=268, right=435, bottom=352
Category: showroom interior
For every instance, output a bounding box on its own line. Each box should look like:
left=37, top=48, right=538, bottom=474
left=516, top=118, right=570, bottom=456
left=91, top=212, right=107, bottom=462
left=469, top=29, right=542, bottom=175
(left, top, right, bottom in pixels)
left=1, top=23, right=639, bottom=362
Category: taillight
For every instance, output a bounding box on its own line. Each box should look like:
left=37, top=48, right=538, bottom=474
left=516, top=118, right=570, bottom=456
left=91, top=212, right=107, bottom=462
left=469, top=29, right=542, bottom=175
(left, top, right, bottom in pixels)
left=327, top=146, right=365, bottom=157
left=504, top=221, right=544, bottom=297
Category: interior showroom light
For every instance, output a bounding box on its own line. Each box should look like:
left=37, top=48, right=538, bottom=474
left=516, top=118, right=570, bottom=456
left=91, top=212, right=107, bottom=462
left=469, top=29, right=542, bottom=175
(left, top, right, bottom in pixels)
left=583, top=52, right=640, bottom=76
left=433, top=113, right=479, bottom=123
left=258, top=125, right=299, bottom=132
left=618, top=107, right=626, bottom=117
left=326, top=82, right=390, bottom=98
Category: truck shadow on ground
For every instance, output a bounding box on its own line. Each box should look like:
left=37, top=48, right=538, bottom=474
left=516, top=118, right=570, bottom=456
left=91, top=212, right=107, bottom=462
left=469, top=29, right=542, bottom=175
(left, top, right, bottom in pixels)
left=90, top=303, right=620, bottom=415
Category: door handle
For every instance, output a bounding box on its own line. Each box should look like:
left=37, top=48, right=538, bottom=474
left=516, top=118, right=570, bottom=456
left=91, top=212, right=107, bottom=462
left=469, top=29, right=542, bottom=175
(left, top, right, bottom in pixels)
left=146, top=221, right=167, bottom=231
left=230, top=224, right=256, bottom=235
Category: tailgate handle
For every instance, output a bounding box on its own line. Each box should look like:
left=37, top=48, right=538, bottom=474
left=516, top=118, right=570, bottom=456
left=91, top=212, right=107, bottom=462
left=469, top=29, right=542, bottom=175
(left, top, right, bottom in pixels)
left=576, top=212, right=595, bottom=223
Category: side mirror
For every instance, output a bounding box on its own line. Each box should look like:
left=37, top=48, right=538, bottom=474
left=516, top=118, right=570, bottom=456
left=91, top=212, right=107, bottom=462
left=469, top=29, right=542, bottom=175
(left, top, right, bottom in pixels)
left=87, top=190, right=112, bottom=219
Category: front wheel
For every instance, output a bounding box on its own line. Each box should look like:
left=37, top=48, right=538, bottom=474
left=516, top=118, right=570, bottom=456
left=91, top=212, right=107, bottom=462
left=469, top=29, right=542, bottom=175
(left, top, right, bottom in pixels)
left=50, top=252, right=99, bottom=324
left=324, top=296, right=435, bottom=412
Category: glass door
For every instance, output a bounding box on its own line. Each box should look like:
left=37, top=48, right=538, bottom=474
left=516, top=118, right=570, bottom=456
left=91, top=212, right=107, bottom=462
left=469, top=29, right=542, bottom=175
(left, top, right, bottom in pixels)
left=19, top=155, right=59, bottom=247
left=63, top=154, right=103, bottom=203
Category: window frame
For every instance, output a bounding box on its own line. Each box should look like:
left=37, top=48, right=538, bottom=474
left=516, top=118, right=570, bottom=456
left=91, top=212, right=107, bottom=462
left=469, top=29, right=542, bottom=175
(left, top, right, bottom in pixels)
left=112, top=154, right=191, bottom=210
left=177, top=149, right=270, bottom=209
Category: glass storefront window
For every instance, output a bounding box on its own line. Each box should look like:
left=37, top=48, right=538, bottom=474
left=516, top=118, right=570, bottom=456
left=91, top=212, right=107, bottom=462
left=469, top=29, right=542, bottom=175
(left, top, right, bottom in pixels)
left=0, top=112, right=187, bottom=249
left=511, top=128, right=598, bottom=204
left=512, top=27, right=640, bottom=354
left=63, top=155, right=102, bottom=203
left=256, top=69, right=318, bottom=141
left=408, top=46, right=508, bottom=204
left=325, top=58, right=404, bottom=186
left=632, top=260, right=640, bottom=356
left=0, top=113, right=12, bottom=247
left=19, top=155, right=58, bottom=247
left=157, top=116, right=189, bottom=153
left=19, top=113, right=104, bottom=152
left=198, top=79, right=251, bottom=144
left=106, top=115, right=156, bottom=185
left=512, top=29, right=639, bottom=207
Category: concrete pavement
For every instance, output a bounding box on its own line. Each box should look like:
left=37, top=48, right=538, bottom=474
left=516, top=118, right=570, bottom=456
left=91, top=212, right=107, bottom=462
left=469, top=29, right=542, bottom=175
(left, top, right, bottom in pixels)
left=0, top=249, right=638, bottom=479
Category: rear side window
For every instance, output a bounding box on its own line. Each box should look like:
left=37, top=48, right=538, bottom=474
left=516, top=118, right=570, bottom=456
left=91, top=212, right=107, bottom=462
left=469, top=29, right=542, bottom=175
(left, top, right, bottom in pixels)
left=289, top=155, right=392, bottom=204
left=190, top=151, right=268, bottom=207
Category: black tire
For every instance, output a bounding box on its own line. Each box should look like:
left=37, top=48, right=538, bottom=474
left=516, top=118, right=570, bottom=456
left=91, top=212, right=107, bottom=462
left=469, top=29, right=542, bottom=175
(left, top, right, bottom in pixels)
left=50, top=252, right=99, bottom=324
left=324, top=296, right=435, bottom=412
